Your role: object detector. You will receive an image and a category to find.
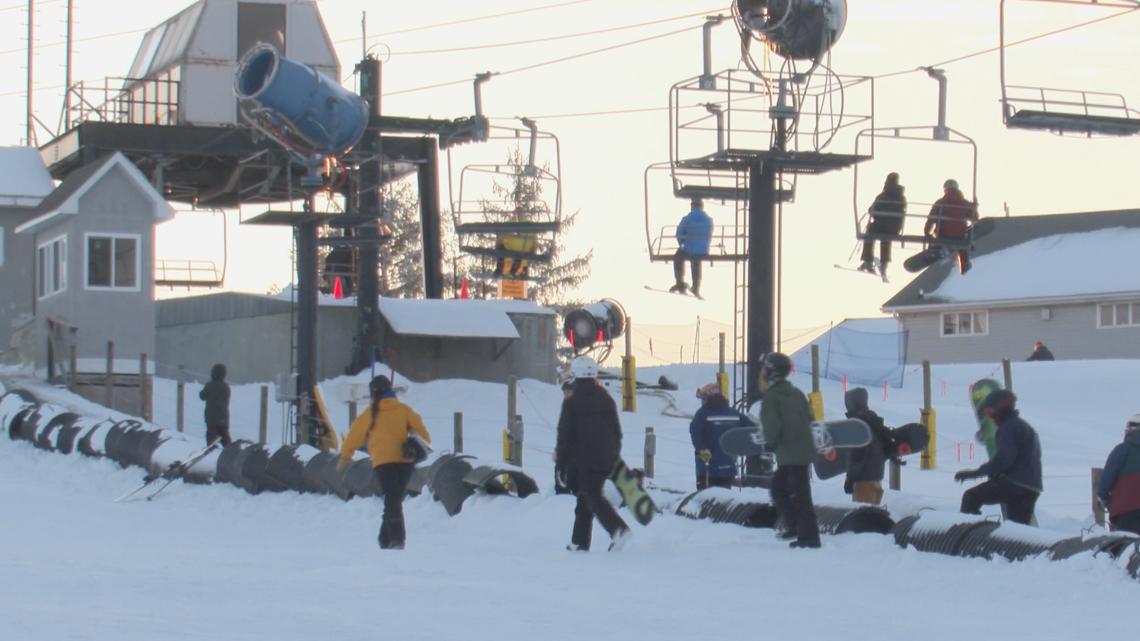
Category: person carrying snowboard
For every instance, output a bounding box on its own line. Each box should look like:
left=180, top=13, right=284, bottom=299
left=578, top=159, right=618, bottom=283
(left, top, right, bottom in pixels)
left=954, top=390, right=1042, bottom=525
left=923, top=178, right=978, bottom=275
left=337, top=375, right=432, bottom=550
left=556, top=356, right=631, bottom=551
left=1096, top=414, right=1140, bottom=535
left=199, top=363, right=232, bottom=447
left=669, top=197, right=713, bottom=298
left=690, top=382, right=751, bottom=490
left=843, top=387, right=897, bottom=505
left=860, top=171, right=906, bottom=280
left=758, top=352, right=821, bottom=548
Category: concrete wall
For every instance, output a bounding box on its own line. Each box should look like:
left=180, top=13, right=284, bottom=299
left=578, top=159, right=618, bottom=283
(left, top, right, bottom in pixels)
left=31, top=166, right=157, bottom=373
left=900, top=300, right=1140, bottom=363
left=0, top=207, right=36, bottom=361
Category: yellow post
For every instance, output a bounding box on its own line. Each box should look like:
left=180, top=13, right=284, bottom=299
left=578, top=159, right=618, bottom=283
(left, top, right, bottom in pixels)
left=621, top=316, right=636, bottom=412
left=717, top=332, right=729, bottom=397
left=808, top=344, right=824, bottom=420
left=920, top=360, right=937, bottom=470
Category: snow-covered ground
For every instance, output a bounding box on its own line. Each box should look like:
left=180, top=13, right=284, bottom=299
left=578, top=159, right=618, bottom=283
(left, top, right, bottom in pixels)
left=1, top=359, right=1137, bottom=640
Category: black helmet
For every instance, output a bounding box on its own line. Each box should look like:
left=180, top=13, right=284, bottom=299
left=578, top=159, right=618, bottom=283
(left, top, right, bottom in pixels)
left=369, top=375, right=393, bottom=398
left=980, top=389, right=1016, bottom=419
left=761, top=352, right=792, bottom=381
left=210, top=363, right=227, bottom=380
left=844, top=387, right=868, bottom=414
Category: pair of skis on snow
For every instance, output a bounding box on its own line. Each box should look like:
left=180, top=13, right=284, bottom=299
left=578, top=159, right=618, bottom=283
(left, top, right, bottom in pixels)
left=113, top=438, right=222, bottom=503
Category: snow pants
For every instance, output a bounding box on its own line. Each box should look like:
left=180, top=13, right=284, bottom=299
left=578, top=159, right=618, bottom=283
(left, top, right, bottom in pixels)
left=673, top=251, right=703, bottom=291
left=205, top=424, right=232, bottom=448
left=571, top=468, right=629, bottom=551
left=375, top=462, right=414, bottom=549
left=852, top=480, right=884, bottom=505
left=1110, top=509, right=1140, bottom=536
left=960, top=476, right=1039, bottom=525
left=771, top=465, right=820, bottom=544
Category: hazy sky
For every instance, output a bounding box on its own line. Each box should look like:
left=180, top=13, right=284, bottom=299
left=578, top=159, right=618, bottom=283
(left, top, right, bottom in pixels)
left=3, top=0, right=1138, bottom=340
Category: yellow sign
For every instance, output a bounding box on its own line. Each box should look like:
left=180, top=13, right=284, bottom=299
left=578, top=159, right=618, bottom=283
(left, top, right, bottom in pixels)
left=500, top=278, right=526, bottom=299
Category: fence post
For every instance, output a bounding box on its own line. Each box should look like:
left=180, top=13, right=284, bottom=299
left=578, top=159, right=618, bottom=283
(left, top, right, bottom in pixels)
left=621, top=316, right=636, bottom=412
left=104, top=340, right=114, bottom=408
left=808, top=344, right=824, bottom=420
left=510, top=414, right=524, bottom=466
left=68, top=345, right=77, bottom=392
left=139, top=353, right=150, bottom=421
left=259, top=385, right=269, bottom=445
left=506, top=375, right=517, bottom=434
left=348, top=401, right=357, bottom=424
left=920, top=360, right=937, bottom=470
left=176, top=378, right=185, bottom=433
left=716, top=332, right=728, bottom=397
left=889, top=460, right=901, bottom=491
left=644, top=426, right=656, bottom=478
left=1002, top=358, right=1013, bottom=391
left=1092, top=467, right=1105, bottom=527
left=453, top=411, right=464, bottom=453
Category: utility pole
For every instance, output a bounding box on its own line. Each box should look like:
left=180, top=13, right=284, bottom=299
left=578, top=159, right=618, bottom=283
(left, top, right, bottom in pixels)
left=26, top=0, right=35, bottom=145
left=64, top=0, right=73, bottom=131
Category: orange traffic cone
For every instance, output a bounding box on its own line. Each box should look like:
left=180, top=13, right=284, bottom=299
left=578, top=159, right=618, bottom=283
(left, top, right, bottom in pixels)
left=332, top=276, right=344, bottom=299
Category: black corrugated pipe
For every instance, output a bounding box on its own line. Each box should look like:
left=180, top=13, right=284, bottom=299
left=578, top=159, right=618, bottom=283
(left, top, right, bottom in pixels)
left=265, top=445, right=313, bottom=493
left=674, top=489, right=780, bottom=529
left=215, top=441, right=259, bottom=494
left=34, top=411, right=79, bottom=451
left=1049, top=534, right=1140, bottom=561
left=345, top=458, right=380, bottom=498
left=0, top=389, right=39, bottom=438
left=239, top=443, right=287, bottom=495
left=893, top=513, right=1001, bottom=556
left=301, top=450, right=338, bottom=495
left=815, top=505, right=896, bottom=535
left=428, top=454, right=479, bottom=516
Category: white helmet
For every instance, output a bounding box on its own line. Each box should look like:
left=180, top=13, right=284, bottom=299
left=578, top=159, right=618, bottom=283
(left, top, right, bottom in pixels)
left=1127, top=414, right=1140, bottom=432
left=569, top=355, right=599, bottom=380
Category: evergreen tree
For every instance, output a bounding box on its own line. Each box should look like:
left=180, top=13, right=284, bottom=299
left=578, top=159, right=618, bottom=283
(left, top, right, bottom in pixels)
left=376, top=178, right=457, bottom=298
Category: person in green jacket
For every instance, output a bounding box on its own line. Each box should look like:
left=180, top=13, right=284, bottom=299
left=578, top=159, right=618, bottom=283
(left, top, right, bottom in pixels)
left=759, top=352, right=821, bottom=548
left=199, top=363, right=232, bottom=447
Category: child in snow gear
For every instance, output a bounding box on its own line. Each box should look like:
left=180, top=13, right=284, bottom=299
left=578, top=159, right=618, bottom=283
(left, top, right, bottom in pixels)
left=338, top=375, right=432, bottom=550
left=669, top=198, right=713, bottom=297
left=199, top=363, right=232, bottom=447
left=923, top=178, right=978, bottom=275
left=758, top=352, right=821, bottom=548
left=1097, top=414, right=1140, bottom=535
left=843, top=387, right=897, bottom=505
left=954, top=390, right=1042, bottom=525
left=556, top=356, right=631, bottom=551
left=860, top=172, right=906, bottom=280
left=690, top=382, right=752, bottom=490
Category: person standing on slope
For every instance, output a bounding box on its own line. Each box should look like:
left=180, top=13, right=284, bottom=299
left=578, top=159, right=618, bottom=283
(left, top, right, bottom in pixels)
left=690, top=382, right=751, bottom=490
left=556, top=356, right=631, bottom=551
left=337, top=375, right=432, bottom=550
left=1097, top=414, right=1140, bottom=535
left=843, top=387, right=897, bottom=506
left=758, top=352, right=821, bottom=548
left=954, top=390, right=1042, bottom=525
left=199, top=363, right=232, bottom=447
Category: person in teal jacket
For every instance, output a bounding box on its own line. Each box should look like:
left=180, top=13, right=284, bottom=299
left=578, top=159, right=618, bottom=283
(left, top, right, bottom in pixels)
left=759, top=352, right=820, bottom=548
left=669, top=198, right=713, bottom=298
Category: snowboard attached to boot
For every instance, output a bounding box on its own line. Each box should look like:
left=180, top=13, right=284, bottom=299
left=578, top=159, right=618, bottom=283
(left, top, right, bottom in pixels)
left=903, top=246, right=948, bottom=273
left=609, top=458, right=656, bottom=526
left=719, top=419, right=871, bottom=458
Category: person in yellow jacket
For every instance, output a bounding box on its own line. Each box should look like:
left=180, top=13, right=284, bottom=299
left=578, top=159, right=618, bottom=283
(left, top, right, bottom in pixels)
left=337, top=375, right=431, bottom=550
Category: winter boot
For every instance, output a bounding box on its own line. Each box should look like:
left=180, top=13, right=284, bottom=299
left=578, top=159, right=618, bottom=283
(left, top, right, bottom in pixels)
left=789, top=538, right=821, bottom=549
left=669, top=282, right=687, bottom=294
left=608, top=528, right=632, bottom=552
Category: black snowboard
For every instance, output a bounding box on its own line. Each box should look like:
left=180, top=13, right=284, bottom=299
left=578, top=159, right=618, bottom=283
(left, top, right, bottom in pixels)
left=903, top=246, right=947, bottom=273
left=890, top=422, right=930, bottom=457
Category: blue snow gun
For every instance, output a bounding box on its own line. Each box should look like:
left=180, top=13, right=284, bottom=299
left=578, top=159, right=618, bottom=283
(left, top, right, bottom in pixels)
left=235, top=44, right=369, bottom=164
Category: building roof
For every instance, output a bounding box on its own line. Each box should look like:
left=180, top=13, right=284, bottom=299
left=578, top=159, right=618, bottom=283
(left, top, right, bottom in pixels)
left=15, top=153, right=174, bottom=236
left=0, top=147, right=54, bottom=206
left=883, top=209, right=1140, bottom=311
left=379, top=297, right=554, bottom=340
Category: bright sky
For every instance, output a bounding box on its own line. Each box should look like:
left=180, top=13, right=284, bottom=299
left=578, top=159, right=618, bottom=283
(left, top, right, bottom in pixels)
left=2, top=0, right=1138, bottom=342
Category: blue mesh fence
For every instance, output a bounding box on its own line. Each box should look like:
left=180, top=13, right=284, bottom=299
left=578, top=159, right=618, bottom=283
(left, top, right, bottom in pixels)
left=790, top=319, right=907, bottom=388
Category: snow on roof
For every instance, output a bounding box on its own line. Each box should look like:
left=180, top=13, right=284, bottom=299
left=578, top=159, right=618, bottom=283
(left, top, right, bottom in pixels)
left=930, top=228, right=1140, bottom=303
left=378, top=297, right=553, bottom=339
left=0, top=147, right=54, bottom=205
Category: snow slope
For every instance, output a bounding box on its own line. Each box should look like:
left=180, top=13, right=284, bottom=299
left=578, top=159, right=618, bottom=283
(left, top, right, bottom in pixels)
left=1, top=359, right=1137, bottom=640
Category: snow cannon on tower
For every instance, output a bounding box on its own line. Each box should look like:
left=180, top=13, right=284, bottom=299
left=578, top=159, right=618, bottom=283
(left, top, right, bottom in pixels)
left=562, top=299, right=627, bottom=361
left=733, top=0, right=846, bottom=61
left=235, top=44, right=369, bottom=177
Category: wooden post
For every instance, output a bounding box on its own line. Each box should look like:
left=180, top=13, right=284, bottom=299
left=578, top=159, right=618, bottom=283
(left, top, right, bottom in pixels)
left=104, top=340, right=114, bottom=408
left=507, top=375, right=517, bottom=436
left=920, top=360, right=937, bottom=470
left=889, top=460, right=901, bottom=491
left=139, top=353, right=150, bottom=421
left=621, top=316, right=636, bottom=412
left=348, top=401, right=358, bottom=424
left=510, top=414, right=524, bottom=466
left=68, top=345, right=77, bottom=392
left=1002, top=359, right=1013, bottom=391
left=716, top=332, right=728, bottom=398
left=176, top=380, right=185, bottom=432
left=1092, top=467, right=1106, bottom=527
left=259, top=385, right=269, bottom=445
left=811, top=344, right=820, bottom=394
left=453, top=412, right=463, bottom=453
left=644, top=426, right=656, bottom=478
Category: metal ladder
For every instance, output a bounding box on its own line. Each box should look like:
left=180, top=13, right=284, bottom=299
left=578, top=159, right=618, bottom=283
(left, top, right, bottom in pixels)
left=731, top=168, right=750, bottom=409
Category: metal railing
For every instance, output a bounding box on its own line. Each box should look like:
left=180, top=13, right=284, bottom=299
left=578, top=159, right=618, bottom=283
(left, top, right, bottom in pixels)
left=67, top=76, right=181, bottom=128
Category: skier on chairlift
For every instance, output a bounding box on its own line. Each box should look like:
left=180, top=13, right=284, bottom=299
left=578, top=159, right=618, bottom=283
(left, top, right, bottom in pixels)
left=669, top=198, right=713, bottom=298
left=859, top=172, right=907, bottom=281
left=924, top=179, right=978, bottom=275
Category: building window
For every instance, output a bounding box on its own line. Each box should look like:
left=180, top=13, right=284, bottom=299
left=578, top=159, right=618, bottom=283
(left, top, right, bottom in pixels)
left=37, top=235, right=67, bottom=299
left=86, top=234, right=139, bottom=290
left=1098, top=302, right=1140, bottom=328
left=941, top=310, right=988, bottom=337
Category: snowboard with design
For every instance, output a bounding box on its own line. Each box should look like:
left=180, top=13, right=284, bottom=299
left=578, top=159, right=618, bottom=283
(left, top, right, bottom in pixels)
left=719, top=419, right=871, bottom=458
left=810, top=419, right=873, bottom=480
left=970, top=378, right=1003, bottom=459
left=609, top=458, right=656, bottom=526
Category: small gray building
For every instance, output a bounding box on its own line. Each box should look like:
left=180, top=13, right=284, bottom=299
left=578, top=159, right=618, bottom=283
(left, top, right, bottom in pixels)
left=884, top=210, right=1140, bottom=363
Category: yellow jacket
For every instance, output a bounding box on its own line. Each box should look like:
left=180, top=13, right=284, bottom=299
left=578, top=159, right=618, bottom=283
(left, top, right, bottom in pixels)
left=339, top=396, right=432, bottom=467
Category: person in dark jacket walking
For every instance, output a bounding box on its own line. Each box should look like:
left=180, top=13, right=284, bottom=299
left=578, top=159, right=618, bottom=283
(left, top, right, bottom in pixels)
left=1026, top=341, right=1055, bottom=362
left=690, top=382, right=751, bottom=490
left=954, top=390, right=1043, bottom=525
left=924, top=178, right=978, bottom=275
left=199, top=363, right=232, bottom=447
left=556, top=356, right=631, bottom=551
left=1097, top=414, right=1140, bottom=535
left=759, top=352, right=821, bottom=548
left=669, top=198, right=713, bottom=298
left=860, top=172, right=907, bottom=280
left=843, top=387, right=896, bottom=505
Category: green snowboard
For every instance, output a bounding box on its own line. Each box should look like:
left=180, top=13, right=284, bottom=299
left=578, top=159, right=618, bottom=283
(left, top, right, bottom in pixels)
left=969, top=378, right=1002, bottom=459
left=609, top=458, right=656, bottom=526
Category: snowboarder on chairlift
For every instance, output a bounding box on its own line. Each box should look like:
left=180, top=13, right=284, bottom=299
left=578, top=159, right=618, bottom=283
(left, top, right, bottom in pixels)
left=923, top=179, right=978, bottom=275
left=860, top=172, right=906, bottom=281
left=669, top=198, right=713, bottom=298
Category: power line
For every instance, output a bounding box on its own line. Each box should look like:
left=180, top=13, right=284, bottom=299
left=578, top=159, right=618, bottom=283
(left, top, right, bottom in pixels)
left=0, top=26, right=148, bottom=57
left=384, top=8, right=722, bottom=56
left=333, top=0, right=596, bottom=43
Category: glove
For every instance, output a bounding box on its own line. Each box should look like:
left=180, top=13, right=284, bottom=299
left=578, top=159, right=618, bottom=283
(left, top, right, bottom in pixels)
left=954, top=468, right=980, bottom=483
left=335, top=458, right=350, bottom=473
left=698, top=449, right=712, bottom=463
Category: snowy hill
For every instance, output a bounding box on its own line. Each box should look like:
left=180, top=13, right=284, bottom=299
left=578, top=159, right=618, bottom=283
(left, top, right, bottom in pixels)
left=1, top=359, right=1138, bottom=640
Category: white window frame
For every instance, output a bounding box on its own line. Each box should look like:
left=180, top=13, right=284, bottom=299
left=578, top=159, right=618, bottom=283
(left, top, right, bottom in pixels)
left=0, top=225, right=5, bottom=267
left=1097, top=301, right=1140, bottom=329
left=36, top=234, right=67, bottom=300
left=940, top=310, right=989, bottom=337
left=84, top=232, right=142, bottom=292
